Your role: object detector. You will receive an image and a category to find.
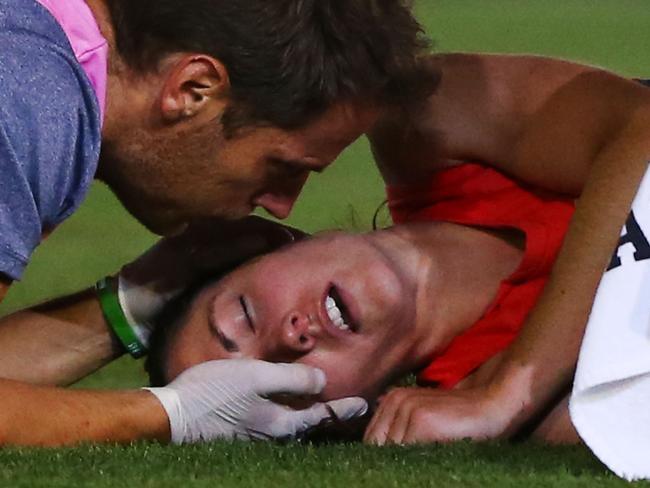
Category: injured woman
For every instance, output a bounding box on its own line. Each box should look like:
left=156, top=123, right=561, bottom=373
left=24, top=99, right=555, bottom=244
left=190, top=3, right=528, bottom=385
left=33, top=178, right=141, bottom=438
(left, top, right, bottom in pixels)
left=143, top=161, right=577, bottom=443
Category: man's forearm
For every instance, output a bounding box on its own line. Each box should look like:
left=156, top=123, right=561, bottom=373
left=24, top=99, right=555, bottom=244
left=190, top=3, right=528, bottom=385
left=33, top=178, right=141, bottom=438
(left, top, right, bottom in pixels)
left=0, top=378, right=169, bottom=446
left=0, top=289, right=124, bottom=386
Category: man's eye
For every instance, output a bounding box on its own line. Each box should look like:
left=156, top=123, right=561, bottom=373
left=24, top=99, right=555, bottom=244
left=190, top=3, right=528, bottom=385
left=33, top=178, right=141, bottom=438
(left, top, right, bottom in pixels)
left=286, top=167, right=307, bottom=179
left=269, top=158, right=307, bottom=178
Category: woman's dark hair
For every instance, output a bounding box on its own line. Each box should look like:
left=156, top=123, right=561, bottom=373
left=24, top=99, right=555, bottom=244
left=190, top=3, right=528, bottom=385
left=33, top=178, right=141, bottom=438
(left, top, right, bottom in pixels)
left=145, top=282, right=207, bottom=387
left=106, top=0, right=439, bottom=134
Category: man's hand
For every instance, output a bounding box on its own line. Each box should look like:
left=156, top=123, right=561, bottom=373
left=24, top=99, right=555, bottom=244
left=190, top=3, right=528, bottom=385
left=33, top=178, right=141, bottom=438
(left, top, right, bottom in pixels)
left=118, top=216, right=306, bottom=345
left=364, top=386, right=513, bottom=446
left=146, top=359, right=368, bottom=443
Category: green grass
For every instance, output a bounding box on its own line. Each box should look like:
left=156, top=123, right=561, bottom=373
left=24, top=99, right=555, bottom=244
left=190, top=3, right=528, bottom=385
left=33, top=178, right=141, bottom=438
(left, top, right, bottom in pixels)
left=0, top=442, right=629, bottom=488
left=2, top=1, right=650, bottom=486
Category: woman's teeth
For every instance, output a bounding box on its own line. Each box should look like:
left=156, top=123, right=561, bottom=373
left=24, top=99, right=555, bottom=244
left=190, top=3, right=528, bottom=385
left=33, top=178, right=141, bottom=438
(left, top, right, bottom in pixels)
left=325, top=295, right=350, bottom=331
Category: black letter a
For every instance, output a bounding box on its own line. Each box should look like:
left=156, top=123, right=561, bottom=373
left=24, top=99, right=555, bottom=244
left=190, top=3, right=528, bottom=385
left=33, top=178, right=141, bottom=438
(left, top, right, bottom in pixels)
left=608, top=211, right=650, bottom=270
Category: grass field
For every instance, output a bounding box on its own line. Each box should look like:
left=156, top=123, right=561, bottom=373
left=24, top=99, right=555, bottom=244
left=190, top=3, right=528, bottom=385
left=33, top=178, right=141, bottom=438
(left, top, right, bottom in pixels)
left=2, top=1, right=650, bottom=486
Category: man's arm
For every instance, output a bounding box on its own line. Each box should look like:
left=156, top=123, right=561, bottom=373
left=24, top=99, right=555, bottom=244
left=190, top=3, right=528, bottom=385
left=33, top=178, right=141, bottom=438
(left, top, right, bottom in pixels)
left=0, top=289, right=123, bottom=386
left=0, top=220, right=366, bottom=446
left=367, top=54, right=650, bottom=443
left=0, top=382, right=169, bottom=446
left=0, top=276, right=169, bottom=446
left=0, top=282, right=363, bottom=447
left=0, top=361, right=366, bottom=447
left=1, top=264, right=123, bottom=387
left=0, top=216, right=304, bottom=386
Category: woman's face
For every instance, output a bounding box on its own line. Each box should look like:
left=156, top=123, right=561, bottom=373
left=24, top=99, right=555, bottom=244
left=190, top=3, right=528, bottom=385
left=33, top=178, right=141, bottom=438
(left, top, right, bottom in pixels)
left=164, top=231, right=421, bottom=400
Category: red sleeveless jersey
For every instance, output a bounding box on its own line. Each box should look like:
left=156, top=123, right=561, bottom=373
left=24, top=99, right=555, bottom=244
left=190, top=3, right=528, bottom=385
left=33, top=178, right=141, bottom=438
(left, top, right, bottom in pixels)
left=387, top=163, right=575, bottom=389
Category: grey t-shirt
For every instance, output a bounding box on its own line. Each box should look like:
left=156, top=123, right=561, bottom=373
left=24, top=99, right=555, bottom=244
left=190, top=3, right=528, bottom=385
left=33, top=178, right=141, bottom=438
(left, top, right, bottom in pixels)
left=0, top=0, right=102, bottom=280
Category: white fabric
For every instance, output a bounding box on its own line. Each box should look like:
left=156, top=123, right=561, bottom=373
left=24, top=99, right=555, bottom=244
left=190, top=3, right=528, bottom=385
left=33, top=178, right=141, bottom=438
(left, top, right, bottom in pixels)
left=145, top=359, right=368, bottom=444
left=570, top=167, right=650, bottom=481
left=117, top=274, right=180, bottom=347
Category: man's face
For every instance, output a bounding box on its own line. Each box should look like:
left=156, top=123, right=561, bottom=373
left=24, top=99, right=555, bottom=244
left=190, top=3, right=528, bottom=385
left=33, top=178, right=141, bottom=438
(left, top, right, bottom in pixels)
left=164, top=231, right=420, bottom=400
left=100, top=103, right=377, bottom=235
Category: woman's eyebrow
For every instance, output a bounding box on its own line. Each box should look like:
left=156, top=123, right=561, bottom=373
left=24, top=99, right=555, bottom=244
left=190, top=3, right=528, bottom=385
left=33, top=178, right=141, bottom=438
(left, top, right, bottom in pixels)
left=207, top=309, right=240, bottom=353
left=213, top=324, right=240, bottom=353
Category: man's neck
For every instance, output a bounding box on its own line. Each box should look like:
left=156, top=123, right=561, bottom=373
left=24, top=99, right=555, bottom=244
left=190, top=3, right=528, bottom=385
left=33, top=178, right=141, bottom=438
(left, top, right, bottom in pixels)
left=384, top=222, right=524, bottom=370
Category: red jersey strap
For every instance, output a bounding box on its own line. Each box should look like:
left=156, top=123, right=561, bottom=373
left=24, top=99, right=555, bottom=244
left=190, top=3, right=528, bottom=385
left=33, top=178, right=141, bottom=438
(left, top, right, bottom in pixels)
left=387, top=163, right=575, bottom=389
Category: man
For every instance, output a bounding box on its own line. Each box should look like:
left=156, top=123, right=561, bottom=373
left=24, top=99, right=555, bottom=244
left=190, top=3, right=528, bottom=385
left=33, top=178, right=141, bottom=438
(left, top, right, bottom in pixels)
left=0, top=0, right=437, bottom=444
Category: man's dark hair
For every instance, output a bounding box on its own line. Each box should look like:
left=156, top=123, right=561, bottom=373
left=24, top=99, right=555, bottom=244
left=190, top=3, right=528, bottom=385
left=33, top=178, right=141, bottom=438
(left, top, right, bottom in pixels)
left=107, top=0, right=438, bottom=134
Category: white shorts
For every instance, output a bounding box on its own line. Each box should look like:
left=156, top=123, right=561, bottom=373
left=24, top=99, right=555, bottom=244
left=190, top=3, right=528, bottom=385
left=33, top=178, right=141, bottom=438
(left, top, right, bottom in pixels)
left=570, top=165, right=650, bottom=481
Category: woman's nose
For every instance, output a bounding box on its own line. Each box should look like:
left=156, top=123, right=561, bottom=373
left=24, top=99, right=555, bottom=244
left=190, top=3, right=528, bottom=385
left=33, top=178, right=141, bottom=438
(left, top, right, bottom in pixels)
left=278, top=311, right=317, bottom=353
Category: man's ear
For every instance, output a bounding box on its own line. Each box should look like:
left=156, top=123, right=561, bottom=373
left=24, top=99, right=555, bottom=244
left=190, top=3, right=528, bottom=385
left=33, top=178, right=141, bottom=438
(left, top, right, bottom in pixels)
left=160, top=55, right=230, bottom=124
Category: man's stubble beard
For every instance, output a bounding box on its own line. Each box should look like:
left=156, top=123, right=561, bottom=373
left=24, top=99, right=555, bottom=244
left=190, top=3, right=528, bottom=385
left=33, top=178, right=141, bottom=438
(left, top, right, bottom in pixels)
left=96, top=125, right=240, bottom=235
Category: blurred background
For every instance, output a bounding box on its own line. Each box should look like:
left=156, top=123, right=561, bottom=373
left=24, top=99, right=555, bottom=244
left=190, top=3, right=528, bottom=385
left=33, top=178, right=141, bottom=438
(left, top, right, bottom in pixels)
left=2, top=0, right=649, bottom=387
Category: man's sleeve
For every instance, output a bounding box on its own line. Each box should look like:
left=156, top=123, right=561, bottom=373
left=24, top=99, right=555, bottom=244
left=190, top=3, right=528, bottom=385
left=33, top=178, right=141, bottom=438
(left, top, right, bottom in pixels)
left=0, top=117, right=42, bottom=280
left=0, top=34, right=101, bottom=281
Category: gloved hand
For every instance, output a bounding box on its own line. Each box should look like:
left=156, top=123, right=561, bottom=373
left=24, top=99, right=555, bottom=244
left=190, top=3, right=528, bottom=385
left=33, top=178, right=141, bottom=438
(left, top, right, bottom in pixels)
left=144, top=359, right=368, bottom=443
left=117, top=216, right=307, bottom=348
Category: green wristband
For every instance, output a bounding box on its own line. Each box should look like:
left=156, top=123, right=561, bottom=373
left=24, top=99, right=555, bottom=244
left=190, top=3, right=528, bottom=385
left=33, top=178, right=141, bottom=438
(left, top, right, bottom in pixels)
left=95, top=277, right=147, bottom=359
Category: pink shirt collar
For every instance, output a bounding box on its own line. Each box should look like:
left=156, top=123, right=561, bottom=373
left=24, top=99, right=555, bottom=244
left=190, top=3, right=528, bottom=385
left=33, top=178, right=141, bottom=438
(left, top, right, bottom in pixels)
left=36, top=0, right=108, bottom=124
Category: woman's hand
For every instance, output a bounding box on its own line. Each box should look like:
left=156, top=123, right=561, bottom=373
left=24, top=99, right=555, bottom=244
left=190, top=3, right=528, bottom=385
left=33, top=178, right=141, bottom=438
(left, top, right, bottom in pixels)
left=364, top=384, right=519, bottom=445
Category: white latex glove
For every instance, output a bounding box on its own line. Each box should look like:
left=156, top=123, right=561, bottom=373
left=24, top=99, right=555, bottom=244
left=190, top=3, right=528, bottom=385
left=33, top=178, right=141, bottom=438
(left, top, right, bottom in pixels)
left=117, top=273, right=176, bottom=347
left=145, top=359, right=368, bottom=443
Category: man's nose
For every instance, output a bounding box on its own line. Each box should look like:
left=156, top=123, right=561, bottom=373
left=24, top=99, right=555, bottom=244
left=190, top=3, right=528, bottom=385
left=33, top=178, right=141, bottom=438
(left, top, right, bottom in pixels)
left=253, top=174, right=309, bottom=220
left=277, top=311, right=317, bottom=354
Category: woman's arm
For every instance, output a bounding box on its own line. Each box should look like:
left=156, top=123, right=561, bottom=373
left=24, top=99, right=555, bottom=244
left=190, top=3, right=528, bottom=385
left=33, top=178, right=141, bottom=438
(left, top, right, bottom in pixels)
left=531, top=395, right=579, bottom=445
left=472, top=65, right=650, bottom=438
left=367, top=54, right=650, bottom=444
left=460, top=354, right=580, bottom=444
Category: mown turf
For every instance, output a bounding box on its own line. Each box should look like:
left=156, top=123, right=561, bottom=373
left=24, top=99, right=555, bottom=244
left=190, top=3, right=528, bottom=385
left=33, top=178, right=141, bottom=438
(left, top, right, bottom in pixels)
left=1, top=1, right=650, bottom=486
left=0, top=442, right=635, bottom=488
